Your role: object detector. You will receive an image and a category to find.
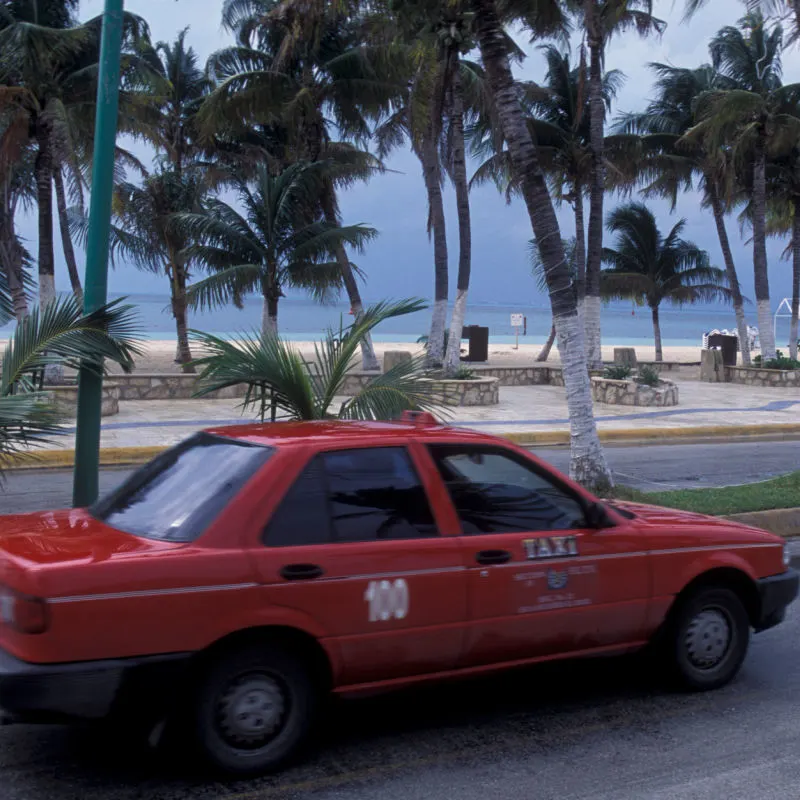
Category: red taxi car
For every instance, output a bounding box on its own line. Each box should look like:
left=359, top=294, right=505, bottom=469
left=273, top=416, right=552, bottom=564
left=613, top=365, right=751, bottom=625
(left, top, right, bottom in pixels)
left=0, top=413, right=797, bottom=775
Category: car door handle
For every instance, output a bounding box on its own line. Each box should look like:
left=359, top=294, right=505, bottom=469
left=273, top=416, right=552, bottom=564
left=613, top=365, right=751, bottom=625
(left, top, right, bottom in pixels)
left=280, top=564, right=325, bottom=581
left=475, top=550, right=512, bottom=566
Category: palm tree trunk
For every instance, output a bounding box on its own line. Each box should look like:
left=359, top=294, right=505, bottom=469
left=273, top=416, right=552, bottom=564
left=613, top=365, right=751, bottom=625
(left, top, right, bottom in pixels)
left=753, top=133, right=776, bottom=359
left=584, top=10, right=605, bottom=370
left=473, top=0, right=611, bottom=490
left=169, top=258, right=194, bottom=374
left=791, top=199, right=800, bottom=362
left=35, top=128, right=56, bottom=310
left=537, top=324, right=557, bottom=362
left=320, top=189, right=379, bottom=371
left=420, top=130, right=448, bottom=366
left=444, top=65, right=472, bottom=375
left=262, top=291, right=278, bottom=337
left=651, top=305, right=663, bottom=363
left=574, top=182, right=586, bottom=318
left=53, top=166, right=83, bottom=305
left=707, top=177, right=750, bottom=365
left=0, top=206, right=27, bottom=321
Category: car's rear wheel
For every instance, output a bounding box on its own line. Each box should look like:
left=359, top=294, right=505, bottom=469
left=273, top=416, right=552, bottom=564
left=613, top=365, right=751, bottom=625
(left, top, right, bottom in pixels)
left=192, top=644, right=318, bottom=776
left=669, top=587, right=750, bottom=691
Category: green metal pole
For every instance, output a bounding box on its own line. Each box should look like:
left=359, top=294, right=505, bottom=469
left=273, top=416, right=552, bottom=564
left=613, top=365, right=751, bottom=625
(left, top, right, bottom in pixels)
left=72, top=0, right=125, bottom=508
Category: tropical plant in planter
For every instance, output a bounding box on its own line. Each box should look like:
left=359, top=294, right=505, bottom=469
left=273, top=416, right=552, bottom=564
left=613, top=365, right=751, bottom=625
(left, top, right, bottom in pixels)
left=191, top=299, right=443, bottom=422
left=0, top=297, right=142, bottom=473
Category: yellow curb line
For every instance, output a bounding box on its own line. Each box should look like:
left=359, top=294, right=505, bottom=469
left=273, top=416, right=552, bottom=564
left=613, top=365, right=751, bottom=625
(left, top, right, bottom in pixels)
left=7, top=423, right=800, bottom=470
left=502, top=423, right=800, bottom=447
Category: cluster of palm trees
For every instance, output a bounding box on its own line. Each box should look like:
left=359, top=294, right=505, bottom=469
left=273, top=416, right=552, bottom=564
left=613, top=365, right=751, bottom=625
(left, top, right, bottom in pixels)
left=1, top=0, right=799, bottom=489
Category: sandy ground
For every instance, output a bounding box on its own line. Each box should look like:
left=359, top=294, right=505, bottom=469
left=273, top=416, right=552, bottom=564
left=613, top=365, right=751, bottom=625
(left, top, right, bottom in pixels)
left=111, top=340, right=704, bottom=373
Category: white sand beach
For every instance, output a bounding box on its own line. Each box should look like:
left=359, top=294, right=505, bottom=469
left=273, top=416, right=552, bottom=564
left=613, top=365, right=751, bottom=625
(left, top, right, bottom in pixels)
left=113, top=340, right=706, bottom=373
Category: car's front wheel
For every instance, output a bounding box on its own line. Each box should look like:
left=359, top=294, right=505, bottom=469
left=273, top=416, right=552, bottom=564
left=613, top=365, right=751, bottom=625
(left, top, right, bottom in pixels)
left=192, top=644, right=318, bottom=776
left=670, top=587, right=750, bottom=691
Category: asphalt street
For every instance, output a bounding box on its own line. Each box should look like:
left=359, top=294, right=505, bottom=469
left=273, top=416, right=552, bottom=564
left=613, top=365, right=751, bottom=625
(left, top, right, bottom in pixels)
left=1, top=608, right=800, bottom=800
left=2, top=440, right=800, bottom=798
left=1, top=439, right=798, bottom=514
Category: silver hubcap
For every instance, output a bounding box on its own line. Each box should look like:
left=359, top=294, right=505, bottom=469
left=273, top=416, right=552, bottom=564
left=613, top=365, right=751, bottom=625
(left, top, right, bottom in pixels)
left=217, top=673, right=286, bottom=748
left=685, top=608, right=732, bottom=670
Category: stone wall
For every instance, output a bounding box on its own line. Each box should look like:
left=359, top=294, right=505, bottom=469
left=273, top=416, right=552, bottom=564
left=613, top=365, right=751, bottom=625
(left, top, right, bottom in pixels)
left=470, top=365, right=553, bottom=386
left=427, top=377, right=500, bottom=407
left=591, top=377, right=679, bottom=407
left=726, top=367, right=800, bottom=387
left=339, top=371, right=379, bottom=396
left=47, top=383, right=120, bottom=417
left=113, top=373, right=247, bottom=401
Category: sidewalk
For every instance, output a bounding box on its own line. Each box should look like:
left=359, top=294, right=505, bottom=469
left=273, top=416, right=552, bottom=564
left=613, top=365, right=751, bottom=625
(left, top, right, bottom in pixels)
left=26, top=376, right=800, bottom=459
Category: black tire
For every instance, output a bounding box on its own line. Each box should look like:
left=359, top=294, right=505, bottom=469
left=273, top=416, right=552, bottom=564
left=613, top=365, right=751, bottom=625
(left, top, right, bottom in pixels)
left=192, top=643, right=318, bottom=777
left=669, top=587, right=750, bottom=691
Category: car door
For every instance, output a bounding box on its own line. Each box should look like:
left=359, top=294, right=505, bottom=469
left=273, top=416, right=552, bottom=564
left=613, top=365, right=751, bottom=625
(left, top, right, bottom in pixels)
left=250, top=444, right=467, bottom=687
left=425, top=443, right=650, bottom=668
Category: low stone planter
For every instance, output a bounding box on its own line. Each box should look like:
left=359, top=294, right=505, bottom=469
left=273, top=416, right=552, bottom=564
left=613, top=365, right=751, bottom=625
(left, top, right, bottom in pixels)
left=112, top=373, right=247, bottom=401
left=425, top=377, right=500, bottom=407
left=591, top=377, right=679, bottom=407
left=46, top=382, right=120, bottom=417
left=726, top=367, right=800, bottom=387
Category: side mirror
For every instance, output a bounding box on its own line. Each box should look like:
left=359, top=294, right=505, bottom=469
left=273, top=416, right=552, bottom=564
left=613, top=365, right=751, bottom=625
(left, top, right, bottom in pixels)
left=585, top=501, right=613, bottom=530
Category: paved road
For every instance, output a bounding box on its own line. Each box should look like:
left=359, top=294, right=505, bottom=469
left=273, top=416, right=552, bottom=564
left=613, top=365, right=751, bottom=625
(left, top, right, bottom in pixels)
left=1, top=608, right=799, bottom=800
left=2, top=439, right=798, bottom=514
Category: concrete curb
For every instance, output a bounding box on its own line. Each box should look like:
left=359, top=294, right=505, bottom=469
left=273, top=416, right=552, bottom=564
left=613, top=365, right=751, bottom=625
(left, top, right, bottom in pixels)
left=503, top=423, right=800, bottom=447
left=7, top=422, right=800, bottom=469
left=725, top=508, right=800, bottom=538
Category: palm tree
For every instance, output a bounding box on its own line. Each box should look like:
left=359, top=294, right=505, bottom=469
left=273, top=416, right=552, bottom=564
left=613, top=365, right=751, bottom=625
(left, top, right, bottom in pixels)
left=200, top=0, right=399, bottom=371
left=175, top=163, right=377, bottom=336
left=472, top=45, right=627, bottom=320
left=573, top=1, right=666, bottom=370
left=601, top=203, right=733, bottom=362
left=530, top=237, right=579, bottom=362
left=686, top=12, right=800, bottom=359
left=757, top=152, right=800, bottom=360
left=191, top=299, right=440, bottom=422
left=0, top=3, right=151, bottom=308
left=70, top=167, right=207, bottom=373
left=616, top=62, right=754, bottom=364
left=471, top=0, right=612, bottom=490
left=0, top=296, right=141, bottom=473
left=0, top=146, right=34, bottom=320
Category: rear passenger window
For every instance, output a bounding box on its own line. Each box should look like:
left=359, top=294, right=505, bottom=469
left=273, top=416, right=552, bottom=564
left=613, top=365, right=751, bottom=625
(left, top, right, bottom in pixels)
left=323, top=448, right=438, bottom=542
left=264, top=459, right=331, bottom=546
left=263, top=447, right=438, bottom=546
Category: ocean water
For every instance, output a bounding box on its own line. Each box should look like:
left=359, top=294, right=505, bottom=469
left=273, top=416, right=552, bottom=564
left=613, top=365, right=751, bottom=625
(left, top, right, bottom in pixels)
left=3, top=293, right=797, bottom=348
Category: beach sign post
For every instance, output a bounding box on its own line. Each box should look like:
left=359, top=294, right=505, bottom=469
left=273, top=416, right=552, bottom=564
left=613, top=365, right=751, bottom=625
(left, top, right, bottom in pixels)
left=511, top=313, right=524, bottom=350
left=73, top=0, right=126, bottom=508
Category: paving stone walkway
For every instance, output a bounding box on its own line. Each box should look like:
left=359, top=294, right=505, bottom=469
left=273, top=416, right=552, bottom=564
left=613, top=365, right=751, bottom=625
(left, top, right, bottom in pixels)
left=36, top=376, right=800, bottom=452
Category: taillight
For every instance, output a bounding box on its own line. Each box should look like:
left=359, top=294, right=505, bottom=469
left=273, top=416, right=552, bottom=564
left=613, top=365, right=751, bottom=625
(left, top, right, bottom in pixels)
left=0, top=585, right=49, bottom=634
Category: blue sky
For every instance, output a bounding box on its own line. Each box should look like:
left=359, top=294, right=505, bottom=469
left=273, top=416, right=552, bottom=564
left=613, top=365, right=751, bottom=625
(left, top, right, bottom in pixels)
left=21, top=0, right=800, bottom=309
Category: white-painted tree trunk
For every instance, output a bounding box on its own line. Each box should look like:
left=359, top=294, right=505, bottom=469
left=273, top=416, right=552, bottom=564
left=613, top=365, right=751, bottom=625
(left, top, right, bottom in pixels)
left=39, top=271, right=57, bottom=308
left=39, top=272, right=62, bottom=384
left=444, top=289, right=468, bottom=372
left=555, top=312, right=611, bottom=488
left=756, top=299, right=776, bottom=361
left=428, top=298, right=448, bottom=365
left=583, top=295, right=602, bottom=368
left=262, top=297, right=278, bottom=337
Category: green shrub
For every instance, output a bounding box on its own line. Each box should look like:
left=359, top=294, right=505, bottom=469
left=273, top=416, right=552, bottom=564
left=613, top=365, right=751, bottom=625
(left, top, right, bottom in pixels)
left=636, top=364, right=661, bottom=387
left=604, top=365, right=632, bottom=380
left=452, top=366, right=476, bottom=380
left=753, top=350, right=800, bottom=370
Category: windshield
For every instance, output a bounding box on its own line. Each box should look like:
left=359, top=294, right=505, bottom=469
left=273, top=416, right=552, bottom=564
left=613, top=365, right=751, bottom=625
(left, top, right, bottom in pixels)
left=91, top=433, right=273, bottom=542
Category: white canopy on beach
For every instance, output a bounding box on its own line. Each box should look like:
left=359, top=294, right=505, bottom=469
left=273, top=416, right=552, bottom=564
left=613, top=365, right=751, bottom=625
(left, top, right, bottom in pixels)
left=774, top=298, right=799, bottom=342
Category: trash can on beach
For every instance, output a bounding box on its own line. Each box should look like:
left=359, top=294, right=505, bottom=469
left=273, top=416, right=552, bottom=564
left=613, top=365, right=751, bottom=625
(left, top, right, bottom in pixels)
left=707, top=333, right=738, bottom=366
left=461, top=325, right=489, bottom=362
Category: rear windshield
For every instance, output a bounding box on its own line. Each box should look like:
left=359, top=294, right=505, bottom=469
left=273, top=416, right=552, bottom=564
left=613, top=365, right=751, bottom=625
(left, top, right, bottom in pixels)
left=91, top=433, right=273, bottom=542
